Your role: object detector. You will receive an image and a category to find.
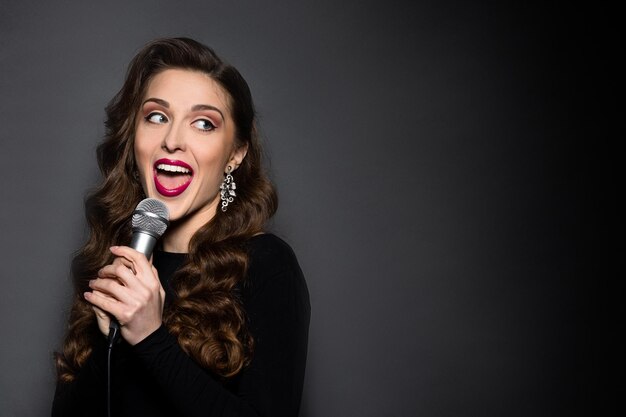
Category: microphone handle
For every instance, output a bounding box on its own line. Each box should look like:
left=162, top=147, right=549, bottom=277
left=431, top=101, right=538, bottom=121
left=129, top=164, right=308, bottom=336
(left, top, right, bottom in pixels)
left=129, top=230, right=158, bottom=258
left=108, top=230, right=156, bottom=346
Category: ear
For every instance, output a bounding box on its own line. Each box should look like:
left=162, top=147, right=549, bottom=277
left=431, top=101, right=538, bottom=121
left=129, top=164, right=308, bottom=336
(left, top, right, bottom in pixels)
left=227, top=142, right=248, bottom=172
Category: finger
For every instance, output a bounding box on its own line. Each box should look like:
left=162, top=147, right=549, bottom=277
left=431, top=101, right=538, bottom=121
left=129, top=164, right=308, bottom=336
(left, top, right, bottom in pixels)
left=109, top=246, right=154, bottom=282
left=112, top=256, right=135, bottom=273
left=110, top=247, right=161, bottom=293
left=89, top=278, right=134, bottom=305
left=84, top=290, right=124, bottom=320
left=98, top=263, right=137, bottom=288
left=91, top=305, right=110, bottom=321
left=91, top=305, right=111, bottom=336
left=89, top=286, right=119, bottom=302
left=98, top=262, right=157, bottom=294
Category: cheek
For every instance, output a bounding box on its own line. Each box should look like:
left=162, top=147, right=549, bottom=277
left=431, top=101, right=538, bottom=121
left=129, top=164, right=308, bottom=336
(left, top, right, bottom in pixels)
left=201, top=165, right=226, bottom=190
left=133, top=140, right=153, bottom=192
left=196, top=145, right=230, bottom=176
left=133, top=135, right=152, bottom=168
left=196, top=162, right=230, bottom=198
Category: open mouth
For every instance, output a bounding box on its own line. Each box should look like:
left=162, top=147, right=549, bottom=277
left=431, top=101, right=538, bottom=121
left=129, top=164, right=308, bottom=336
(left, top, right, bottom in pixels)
left=153, top=159, right=193, bottom=197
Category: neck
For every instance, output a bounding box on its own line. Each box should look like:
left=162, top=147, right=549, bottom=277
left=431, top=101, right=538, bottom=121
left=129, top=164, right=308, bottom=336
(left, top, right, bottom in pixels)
left=161, top=214, right=211, bottom=254
left=161, top=224, right=191, bottom=253
left=161, top=199, right=221, bottom=253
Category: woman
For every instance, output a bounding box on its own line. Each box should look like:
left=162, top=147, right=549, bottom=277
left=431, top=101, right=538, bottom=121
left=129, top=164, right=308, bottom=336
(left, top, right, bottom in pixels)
left=52, top=38, right=310, bottom=417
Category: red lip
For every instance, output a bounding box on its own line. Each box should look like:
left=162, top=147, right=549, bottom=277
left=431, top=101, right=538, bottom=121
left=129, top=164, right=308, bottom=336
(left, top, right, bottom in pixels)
left=153, top=159, right=194, bottom=197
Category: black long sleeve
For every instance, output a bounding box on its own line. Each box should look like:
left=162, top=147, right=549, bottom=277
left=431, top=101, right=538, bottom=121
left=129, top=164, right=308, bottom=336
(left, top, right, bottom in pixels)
left=52, top=338, right=110, bottom=417
left=52, top=234, right=310, bottom=417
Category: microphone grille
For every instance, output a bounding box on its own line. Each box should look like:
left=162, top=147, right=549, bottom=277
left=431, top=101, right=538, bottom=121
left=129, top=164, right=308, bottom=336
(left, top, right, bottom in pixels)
left=132, top=198, right=170, bottom=237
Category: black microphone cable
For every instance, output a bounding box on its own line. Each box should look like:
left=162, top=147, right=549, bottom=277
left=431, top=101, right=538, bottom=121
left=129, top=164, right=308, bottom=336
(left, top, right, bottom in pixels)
left=107, top=321, right=121, bottom=417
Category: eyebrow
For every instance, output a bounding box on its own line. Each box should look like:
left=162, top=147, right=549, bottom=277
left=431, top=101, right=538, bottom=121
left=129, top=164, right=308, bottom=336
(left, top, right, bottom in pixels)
left=142, top=98, right=225, bottom=121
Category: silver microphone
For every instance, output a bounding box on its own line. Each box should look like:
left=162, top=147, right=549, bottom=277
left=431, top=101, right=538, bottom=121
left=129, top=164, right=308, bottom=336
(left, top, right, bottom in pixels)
left=108, top=198, right=169, bottom=346
left=129, top=198, right=169, bottom=257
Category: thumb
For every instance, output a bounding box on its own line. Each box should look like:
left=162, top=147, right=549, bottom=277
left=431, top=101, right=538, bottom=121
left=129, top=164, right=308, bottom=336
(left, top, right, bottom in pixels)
left=92, top=305, right=110, bottom=321
left=92, top=305, right=112, bottom=336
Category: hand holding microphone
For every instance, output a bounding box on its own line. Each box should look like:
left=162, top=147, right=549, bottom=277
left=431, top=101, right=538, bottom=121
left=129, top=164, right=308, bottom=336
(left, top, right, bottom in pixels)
left=85, top=198, right=169, bottom=345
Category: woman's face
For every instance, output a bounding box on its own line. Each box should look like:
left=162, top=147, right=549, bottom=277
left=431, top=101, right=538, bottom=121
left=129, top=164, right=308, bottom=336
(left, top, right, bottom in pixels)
left=134, top=68, right=247, bottom=228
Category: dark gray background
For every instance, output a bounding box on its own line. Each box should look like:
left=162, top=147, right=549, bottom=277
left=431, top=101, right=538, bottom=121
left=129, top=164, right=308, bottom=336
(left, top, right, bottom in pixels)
left=0, top=1, right=615, bottom=416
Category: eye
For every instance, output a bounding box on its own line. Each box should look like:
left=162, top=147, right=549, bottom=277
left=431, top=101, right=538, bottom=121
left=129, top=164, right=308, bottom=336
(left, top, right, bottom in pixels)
left=192, top=119, right=216, bottom=132
left=145, top=112, right=168, bottom=124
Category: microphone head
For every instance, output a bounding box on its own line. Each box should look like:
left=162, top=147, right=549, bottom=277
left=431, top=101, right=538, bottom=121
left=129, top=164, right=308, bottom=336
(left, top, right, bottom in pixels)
left=132, top=198, right=170, bottom=238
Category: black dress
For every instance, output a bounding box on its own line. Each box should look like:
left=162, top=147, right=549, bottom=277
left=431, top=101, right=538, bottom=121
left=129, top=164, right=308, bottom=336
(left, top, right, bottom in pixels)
left=52, top=234, right=310, bottom=417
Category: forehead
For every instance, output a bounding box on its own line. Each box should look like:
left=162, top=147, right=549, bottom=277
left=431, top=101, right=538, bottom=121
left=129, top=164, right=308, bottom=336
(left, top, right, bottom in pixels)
left=144, top=68, right=232, bottom=112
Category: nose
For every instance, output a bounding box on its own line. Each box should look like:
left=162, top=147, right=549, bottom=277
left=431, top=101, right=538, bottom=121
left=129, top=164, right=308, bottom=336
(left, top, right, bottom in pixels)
left=161, top=121, right=185, bottom=153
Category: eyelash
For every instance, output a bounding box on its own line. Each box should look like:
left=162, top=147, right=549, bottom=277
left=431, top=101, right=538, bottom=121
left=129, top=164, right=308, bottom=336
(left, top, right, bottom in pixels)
left=144, top=112, right=216, bottom=132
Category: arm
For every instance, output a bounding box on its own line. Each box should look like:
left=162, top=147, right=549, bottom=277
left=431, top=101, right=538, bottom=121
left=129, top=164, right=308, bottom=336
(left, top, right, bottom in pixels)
left=51, top=338, right=108, bottom=417
left=53, top=245, right=166, bottom=417
left=132, top=240, right=310, bottom=417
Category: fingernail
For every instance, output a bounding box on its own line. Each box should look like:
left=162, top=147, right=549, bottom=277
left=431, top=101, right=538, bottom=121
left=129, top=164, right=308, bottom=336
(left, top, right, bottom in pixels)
left=83, top=292, right=90, bottom=299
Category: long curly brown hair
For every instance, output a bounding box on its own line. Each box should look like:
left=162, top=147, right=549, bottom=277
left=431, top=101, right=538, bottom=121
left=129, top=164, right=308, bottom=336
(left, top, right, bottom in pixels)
left=55, top=38, right=277, bottom=382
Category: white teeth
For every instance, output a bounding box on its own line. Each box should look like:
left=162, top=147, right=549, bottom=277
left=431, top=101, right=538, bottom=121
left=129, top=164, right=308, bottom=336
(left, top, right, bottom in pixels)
left=156, top=164, right=191, bottom=174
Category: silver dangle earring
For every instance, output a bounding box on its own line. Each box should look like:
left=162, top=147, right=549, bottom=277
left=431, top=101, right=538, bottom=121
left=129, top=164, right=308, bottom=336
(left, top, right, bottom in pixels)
left=220, top=165, right=237, bottom=212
